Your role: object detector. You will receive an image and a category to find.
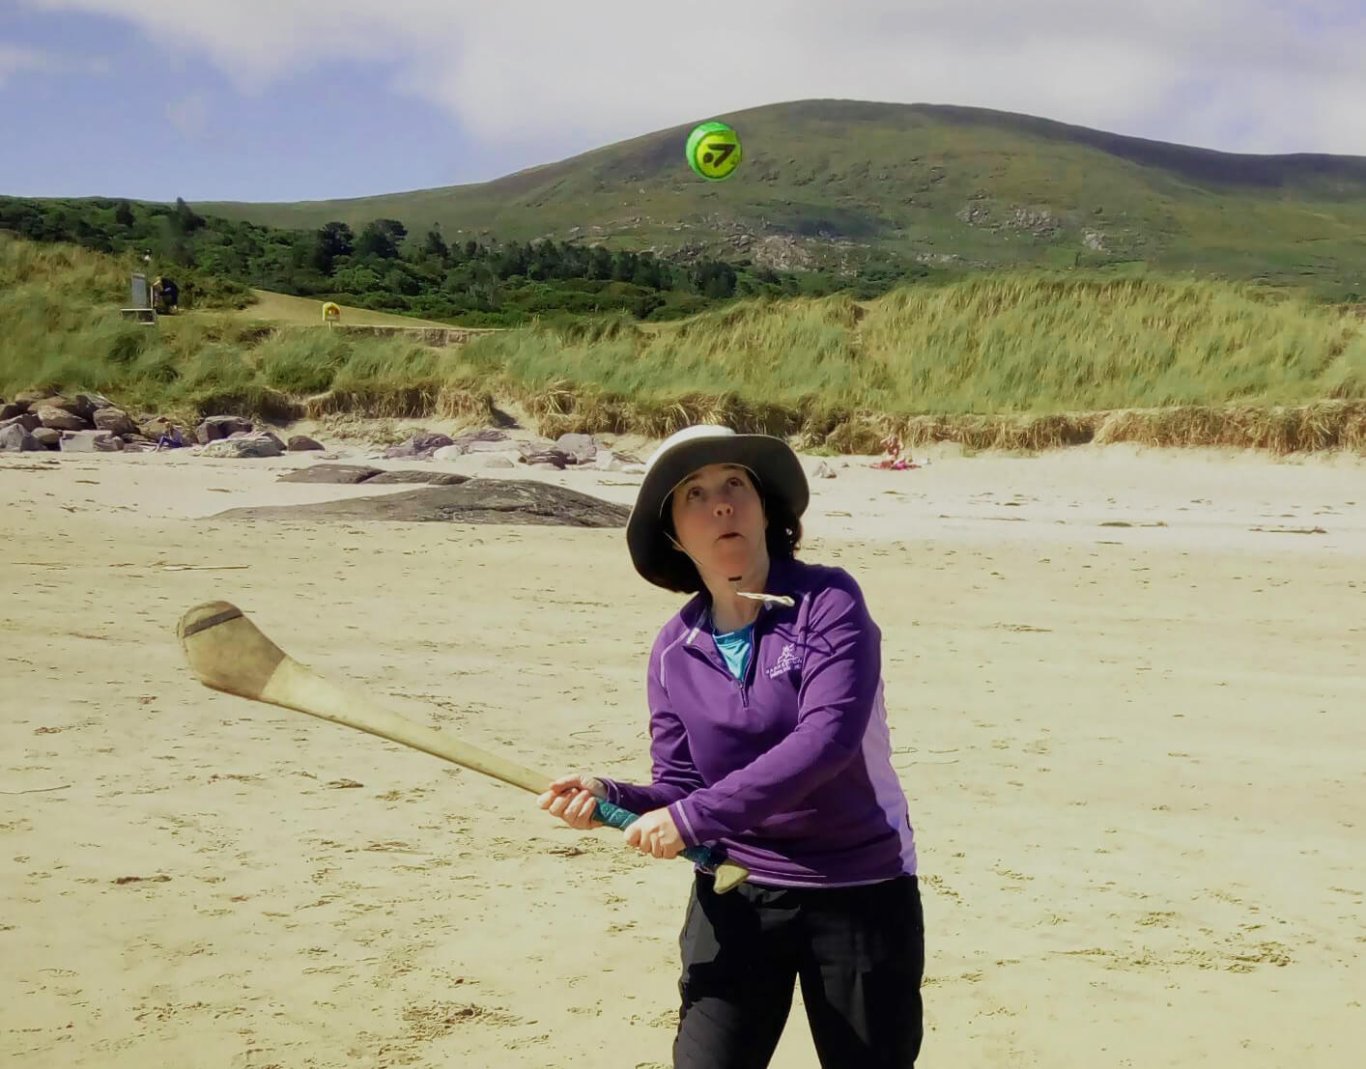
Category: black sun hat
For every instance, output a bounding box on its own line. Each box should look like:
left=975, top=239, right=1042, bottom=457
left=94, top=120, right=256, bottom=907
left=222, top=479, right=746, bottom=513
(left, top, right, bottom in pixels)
left=626, top=425, right=809, bottom=592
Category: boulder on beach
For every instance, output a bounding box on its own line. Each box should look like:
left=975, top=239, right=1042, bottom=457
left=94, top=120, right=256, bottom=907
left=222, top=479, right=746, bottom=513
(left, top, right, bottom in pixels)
left=92, top=407, right=137, bottom=436
left=445, top=429, right=515, bottom=455
left=140, top=418, right=174, bottom=439
left=382, top=432, right=454, bottom=460
left=196, top=415, right=254, bottom=444
left=387, top=428, right=522, bottom=460
left=199, top=431, right=283, bottom=459
left=60, top=430, right=123, bottom=452
left=277, top=464, right=385, bottom=484
left=366, top=470, right=469, bottom=485
left=73, top=393, right=117, bottom=421
left=212, top=480, right=630, bottom=527
left=2, top=412, right=42, bottom=434
left=30, top=396, right=82, bottom=417
left=276, top=464, right=471, bottom=485
left=0, top=424, right=40, bottom=452
left=37, top=406, right=88, bottom=432
left=556, top=433, right=599, bottom=464
left=465, top=438, right=522, bottom=454
left=592, top=451, right=645, bottom=472
left=519, top=447, right=572, bottom=469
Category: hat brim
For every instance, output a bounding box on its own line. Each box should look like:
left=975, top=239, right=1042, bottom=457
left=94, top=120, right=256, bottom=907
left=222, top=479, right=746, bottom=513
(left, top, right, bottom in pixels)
left=627, top=434, right=809, bottom=591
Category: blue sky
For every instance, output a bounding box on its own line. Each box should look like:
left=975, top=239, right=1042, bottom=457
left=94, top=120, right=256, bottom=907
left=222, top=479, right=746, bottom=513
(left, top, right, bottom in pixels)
left=2, top=0, right=1363, bottom=204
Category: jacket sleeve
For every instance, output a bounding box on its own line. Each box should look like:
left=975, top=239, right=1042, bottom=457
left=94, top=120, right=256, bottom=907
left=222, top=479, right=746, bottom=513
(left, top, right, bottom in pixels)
left=598, top=630, right=705, bottom=816
left=667, top=570, right=881, bottom=848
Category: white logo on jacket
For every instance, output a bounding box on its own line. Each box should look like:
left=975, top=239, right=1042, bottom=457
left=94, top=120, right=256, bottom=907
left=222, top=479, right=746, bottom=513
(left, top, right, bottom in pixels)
left=767, top=643, right=800, bottom=678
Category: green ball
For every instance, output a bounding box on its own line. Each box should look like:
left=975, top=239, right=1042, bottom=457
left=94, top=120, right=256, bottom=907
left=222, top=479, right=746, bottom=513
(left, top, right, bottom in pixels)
left=686, top=121, right=743, bottom=181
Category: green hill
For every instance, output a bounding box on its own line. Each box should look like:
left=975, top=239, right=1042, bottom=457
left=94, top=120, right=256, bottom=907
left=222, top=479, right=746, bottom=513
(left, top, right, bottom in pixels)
left=199, top=100, right=1366, bottom=300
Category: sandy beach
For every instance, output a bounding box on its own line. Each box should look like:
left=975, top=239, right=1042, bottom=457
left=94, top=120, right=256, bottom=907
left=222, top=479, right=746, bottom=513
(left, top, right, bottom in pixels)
left=2, top=433, right=1363, bottom=1068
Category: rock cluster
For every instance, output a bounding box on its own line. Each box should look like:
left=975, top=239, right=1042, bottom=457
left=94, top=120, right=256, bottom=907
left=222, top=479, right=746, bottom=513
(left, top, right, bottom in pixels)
left=383, top=428, right=644, bottom=472
left=1, top=391, right=146, bottom=453
left=0, top=391, right=325, bottom=458
left=1, top=390, right=645, bottom=473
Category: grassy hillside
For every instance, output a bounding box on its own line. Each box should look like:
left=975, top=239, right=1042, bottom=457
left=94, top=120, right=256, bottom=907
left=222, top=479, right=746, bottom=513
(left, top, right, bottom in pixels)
left=230, top=289, right=460, bottom=329
left=3, top=234, right=1361, bottom=453
left=198, top=100, right=1366, bottom=300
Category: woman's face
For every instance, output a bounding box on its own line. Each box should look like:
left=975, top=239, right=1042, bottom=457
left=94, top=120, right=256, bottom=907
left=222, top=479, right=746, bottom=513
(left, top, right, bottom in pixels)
left=669, top=463, right=768, bottom=581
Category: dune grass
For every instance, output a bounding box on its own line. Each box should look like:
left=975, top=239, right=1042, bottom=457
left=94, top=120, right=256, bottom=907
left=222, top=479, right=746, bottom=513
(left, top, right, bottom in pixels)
left=452, top=272, right=1363, bottom=450
left=3, top=233, right=1362, bottom=453
left=467, top=276, right=1362, bottom=412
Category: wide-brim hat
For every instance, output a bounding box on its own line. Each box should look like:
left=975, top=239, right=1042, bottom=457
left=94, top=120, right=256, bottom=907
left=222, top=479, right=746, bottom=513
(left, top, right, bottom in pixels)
left=626, top=425, right=809, bottom=592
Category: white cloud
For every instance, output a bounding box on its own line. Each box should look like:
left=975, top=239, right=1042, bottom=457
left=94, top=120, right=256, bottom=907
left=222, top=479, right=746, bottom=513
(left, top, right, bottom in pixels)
left=0, top=41, right=112, bottom=85
left=0, top=43, right=55, bottom=84
left=20, top=1, right=1366, bottom=155
left=165, top=92, right=208, bottom=138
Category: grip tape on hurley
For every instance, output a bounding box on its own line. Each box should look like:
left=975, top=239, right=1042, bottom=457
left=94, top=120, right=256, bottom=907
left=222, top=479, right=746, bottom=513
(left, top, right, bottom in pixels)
left=593, top=798, right=726, bottom=873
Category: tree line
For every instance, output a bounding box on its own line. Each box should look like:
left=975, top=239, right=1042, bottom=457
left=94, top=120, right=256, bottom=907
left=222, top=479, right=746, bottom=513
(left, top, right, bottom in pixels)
left=0, top=195, right=931, bottom=325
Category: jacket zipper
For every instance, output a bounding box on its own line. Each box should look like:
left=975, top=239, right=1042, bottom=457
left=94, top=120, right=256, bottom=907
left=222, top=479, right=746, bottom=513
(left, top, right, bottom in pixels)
left=738, top=608, right=764, bottom=708
left=692, top=605, right=767, bottom=708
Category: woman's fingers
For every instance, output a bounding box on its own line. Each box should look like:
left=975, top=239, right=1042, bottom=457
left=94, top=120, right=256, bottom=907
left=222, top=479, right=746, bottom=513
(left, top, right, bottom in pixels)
left=539, top=776, right=611, bottom=832
left=546, top=773, right=605, bottom=796
left=618, top=810, right=683, bottom=860
left=562, top=790, right=588, bottom=825
left=539, top=786, right=603, bottom=829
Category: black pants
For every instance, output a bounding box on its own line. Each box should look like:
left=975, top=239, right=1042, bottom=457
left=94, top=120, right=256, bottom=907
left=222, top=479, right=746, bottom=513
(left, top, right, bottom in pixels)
left=672, top=871, right=925, bottom=1068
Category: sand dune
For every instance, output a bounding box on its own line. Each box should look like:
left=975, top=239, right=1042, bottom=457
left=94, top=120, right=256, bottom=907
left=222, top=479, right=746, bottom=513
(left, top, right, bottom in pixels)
left=2, top=439, right=1363, bottom=1068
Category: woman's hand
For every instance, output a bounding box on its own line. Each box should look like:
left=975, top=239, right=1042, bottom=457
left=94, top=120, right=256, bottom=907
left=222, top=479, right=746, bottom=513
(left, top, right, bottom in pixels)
left=623, top=808, right=684, bottom=860
left=538, top=773, right=607, bottom=830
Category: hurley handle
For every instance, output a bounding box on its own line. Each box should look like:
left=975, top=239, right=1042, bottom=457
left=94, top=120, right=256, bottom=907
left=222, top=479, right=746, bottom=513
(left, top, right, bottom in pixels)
left=593, top=797, right=728, bottom=872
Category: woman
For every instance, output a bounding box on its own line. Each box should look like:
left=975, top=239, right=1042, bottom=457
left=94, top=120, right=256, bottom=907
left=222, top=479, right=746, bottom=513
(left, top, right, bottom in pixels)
left=539, top=424, right=924, bottom=1068
left=873, top=433, right=918, bottom=470
left=154, top=423, right=185, bottom=451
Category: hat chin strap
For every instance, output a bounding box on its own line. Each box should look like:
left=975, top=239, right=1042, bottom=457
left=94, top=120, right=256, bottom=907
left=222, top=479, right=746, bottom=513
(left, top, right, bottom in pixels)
left=665, top=534, right=795, bottom=608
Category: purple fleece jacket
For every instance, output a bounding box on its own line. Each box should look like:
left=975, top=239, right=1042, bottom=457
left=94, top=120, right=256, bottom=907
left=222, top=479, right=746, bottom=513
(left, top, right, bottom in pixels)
left=600, top=556, right=918, bottom=888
